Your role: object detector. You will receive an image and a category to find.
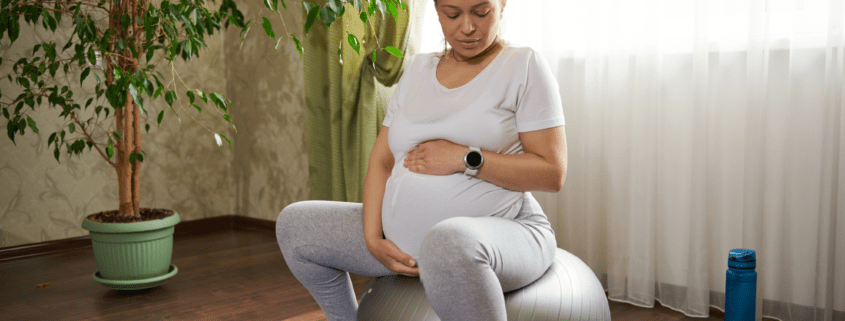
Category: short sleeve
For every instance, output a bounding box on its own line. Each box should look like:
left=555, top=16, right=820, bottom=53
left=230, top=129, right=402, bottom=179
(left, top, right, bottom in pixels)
left=515, top=49, right=565, bottom=132
left=382, top=54, right=419, bottom=127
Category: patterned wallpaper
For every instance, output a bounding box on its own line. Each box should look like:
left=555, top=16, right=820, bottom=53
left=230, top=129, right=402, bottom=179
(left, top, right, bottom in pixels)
left=0, top=0, right=309, bottom=248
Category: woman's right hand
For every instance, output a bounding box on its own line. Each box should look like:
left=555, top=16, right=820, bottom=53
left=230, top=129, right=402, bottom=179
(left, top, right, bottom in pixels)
left=366, top=237, right=420, bottom=277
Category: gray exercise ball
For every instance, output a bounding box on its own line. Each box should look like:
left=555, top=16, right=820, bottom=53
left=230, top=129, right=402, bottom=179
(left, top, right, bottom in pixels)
left=357, top=247, right=610, bottom=320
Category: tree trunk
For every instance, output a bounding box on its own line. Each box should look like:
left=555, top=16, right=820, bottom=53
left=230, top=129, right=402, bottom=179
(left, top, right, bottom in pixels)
left=108, top=0, right=141, bottom=218
left=131, top=0, right=144, bottom=217
left=107, top=1, right=129, bottom=218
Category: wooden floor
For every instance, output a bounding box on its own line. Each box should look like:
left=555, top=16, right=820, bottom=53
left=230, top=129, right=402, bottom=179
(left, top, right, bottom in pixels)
left=2, top=224, right=726, bottom=320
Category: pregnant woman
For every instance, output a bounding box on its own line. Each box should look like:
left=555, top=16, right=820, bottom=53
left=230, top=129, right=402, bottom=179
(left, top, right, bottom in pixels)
left=276, top=0, right=567, bottom=320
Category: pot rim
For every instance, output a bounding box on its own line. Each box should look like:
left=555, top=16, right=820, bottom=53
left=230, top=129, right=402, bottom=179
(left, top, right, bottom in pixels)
left=81, top=211, right=181, bottom=233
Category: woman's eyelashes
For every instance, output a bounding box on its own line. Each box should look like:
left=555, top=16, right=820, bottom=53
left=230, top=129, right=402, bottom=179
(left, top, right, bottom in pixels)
left=446, top=12, right=490, bottom=19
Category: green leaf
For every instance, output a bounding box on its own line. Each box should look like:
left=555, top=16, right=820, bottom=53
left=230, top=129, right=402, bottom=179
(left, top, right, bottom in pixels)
left=187, top=90, right=195, bottom=104
left=386, top=0, right=398, bottom=19
left=26, top=116, right=38, bottom=134
left=320, top=6, right=336, bottom=28
left=354, top=0, right=363, bottom=12
left=165, top=90, right=175, bottom=106
left=145, top=123, right=150, bottom=133
left=146, top=47, right=155, bottom=62
left=87, top=47, right=96, bottom=66
left=48, top=132, right=56, bottom=147
left=210, top=93, right=227, bottom=112
left=144, top=79, right=154, bottom=95
left=62, top=39, right=72, bottom=52
left=359, top=12, right=368, bottom=24
left=261, top=17, right=275, bottom=39
left=71, top=140, right=85, bottom=155
left=347, top=33, right=360, bottom=54
left=7, top=119, right=16, bottom=145
left=290, top=34, right=303, bottom=58
left=223, top=114, right=232, bottom=124
left=181, top=39, right=192, bottom=58
left=129, top=152, right=135, bottom=165
left=195, top=89, right=208, bottom=103
left=280, top=0, right=287, bottom=10
left=379, top=1, right=399, bottom=20
left=69, top=123, right=75, bottom=133
left=17, top=118, right=25, bottom=136
left=157, top=110, right=164, bottom=125
left=181, top=15, right=196, bottom=35
left=167, top=3, right=180, bottom=22
left=238, top=25, right=251, bottom=50
left=1, top=10, right=8, bottom=40
left=79, top=68, right=91, bottom=86
left=8, top=13, right=19, bottom=42
left=304, top=3, right=320, bottom=35
left=368, top=0, right=376, bottom=16
left=128, top=38, right=139, bottom=59
left=192, top=104, right=202, bottom=113
left=106, top=140, right=114, bottom=159
left=384, top=45, right=403, bottom=57
left=219, top=133, right=232, bottom=147
left=327, top=0, right=342, bottom=13
left=121, top=13, right=130, bottom=31
left=128, top=84, right=141, bottom=108
left=113, top=130, right=124, bottom=139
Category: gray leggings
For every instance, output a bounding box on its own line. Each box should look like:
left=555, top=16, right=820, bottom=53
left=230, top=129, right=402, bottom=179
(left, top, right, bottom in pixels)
left=275, top=192, right=557, bottom=321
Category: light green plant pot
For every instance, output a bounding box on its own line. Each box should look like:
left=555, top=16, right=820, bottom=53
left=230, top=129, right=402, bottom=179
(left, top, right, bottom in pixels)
left=81, top=211, right=181, bottom=290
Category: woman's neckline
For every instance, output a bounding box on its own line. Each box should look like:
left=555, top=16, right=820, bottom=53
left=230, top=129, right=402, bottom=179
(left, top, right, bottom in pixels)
left=434, top=45, right=510, bottom=91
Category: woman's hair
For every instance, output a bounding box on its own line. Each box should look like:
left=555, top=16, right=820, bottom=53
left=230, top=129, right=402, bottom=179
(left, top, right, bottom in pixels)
left=433, top=0, right=509, bottom=59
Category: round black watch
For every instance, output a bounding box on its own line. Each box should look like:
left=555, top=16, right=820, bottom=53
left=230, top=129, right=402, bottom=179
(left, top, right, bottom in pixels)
left=464, top=146, right=483, bottom=176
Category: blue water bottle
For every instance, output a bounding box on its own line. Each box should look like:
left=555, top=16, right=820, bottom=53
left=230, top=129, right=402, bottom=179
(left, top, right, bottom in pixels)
left=725, top=249, right=757, bottom=321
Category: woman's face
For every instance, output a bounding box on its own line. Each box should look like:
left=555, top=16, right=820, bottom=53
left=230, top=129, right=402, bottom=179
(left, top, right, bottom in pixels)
left=435, top=0, right=503, bottom=60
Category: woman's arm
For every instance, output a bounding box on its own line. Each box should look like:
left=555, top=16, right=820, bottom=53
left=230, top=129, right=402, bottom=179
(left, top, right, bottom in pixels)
left=362, top=126, right=420, bottom=275
left=477, top=125, right=567, bottom=192
left=404, top=126, right=567, bottom=192
left=363, top=126, right=394, bottom=245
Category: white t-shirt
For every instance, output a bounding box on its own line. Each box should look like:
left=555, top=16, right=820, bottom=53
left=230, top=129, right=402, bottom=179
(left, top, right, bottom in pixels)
left=380, top=46, right=565, bottom=260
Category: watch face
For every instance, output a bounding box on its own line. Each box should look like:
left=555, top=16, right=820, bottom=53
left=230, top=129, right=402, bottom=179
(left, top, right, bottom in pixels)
left=466, top=151, right=482, bottom=167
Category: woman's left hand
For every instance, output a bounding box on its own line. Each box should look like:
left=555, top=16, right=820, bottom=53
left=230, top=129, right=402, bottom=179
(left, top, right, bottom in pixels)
left=404, top=139, right=466, bottom=175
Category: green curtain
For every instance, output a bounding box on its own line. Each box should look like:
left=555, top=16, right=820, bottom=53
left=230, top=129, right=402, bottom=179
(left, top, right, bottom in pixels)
left=303, top=1, right=415, bottom=202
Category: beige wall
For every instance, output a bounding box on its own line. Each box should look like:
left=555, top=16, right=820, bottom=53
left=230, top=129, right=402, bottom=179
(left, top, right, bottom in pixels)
left=0, top=1, right=308, bottom=248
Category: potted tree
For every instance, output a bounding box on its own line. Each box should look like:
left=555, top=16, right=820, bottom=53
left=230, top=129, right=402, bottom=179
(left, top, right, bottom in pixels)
left=0, top=0, right=406, bottom=290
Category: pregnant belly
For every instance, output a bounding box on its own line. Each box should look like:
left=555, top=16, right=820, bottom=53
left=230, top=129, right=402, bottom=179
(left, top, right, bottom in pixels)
left=381, top=168, right=524, bottom=259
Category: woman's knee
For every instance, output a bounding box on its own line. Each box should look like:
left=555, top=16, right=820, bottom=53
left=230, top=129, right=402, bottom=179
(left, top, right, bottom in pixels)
left=276, top=201, right=316, bottom=246
left=419, top=217, right=486, bottom=265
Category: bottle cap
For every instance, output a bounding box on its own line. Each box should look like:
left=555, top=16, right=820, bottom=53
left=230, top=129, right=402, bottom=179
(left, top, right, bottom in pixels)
left=728, top=248, right=756, bottom=269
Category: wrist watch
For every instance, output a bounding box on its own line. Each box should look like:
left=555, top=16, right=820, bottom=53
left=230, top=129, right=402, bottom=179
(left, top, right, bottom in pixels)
left=464, top=146, right=484, bottom=176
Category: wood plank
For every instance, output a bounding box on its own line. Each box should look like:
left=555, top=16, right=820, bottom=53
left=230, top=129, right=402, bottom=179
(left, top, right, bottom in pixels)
left=0, top=215, right=735, bottom=320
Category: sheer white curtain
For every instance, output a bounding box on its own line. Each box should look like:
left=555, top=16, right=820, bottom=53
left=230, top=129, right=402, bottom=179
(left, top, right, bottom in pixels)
left=416, top=0, right=845, bottom=320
